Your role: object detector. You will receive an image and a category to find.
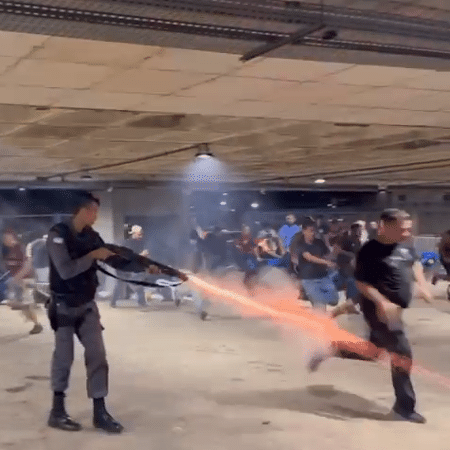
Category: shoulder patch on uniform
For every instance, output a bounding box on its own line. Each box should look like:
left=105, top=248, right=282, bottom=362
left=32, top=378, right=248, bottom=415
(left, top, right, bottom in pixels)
left=53, top=237, right=64, bottom=244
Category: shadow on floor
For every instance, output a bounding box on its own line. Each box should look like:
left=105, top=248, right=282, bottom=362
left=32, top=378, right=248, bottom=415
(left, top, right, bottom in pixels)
left=0, top=333, right=30, bottom=345
left=211, top=384, right=391, bottom=422
left=5, top=382, right=33, bottom=393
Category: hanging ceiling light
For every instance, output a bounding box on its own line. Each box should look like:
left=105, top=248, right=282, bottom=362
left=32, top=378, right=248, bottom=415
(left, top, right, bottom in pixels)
left=195, top=143, right=214, bottom=159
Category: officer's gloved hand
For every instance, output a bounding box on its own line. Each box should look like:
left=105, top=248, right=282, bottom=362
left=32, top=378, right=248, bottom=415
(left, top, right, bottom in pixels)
left=90, top=248, right=116, bottom=261
left=146, top=265, right=161, bottom=275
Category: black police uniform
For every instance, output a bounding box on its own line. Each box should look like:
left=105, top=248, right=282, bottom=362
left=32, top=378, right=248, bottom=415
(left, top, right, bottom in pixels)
left=46, top=221, right=123, bottom=433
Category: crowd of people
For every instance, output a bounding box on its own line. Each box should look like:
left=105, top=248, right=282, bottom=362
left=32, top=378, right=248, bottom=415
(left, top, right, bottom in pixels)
left=2, top=196, right=450, bottom=431
left=190, top=209, right=436, bottom=424
left=188, top=213, right=379, bottom=310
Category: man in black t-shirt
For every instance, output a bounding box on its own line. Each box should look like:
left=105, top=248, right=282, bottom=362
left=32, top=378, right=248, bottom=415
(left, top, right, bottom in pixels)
left=296, top=217, right=338, bottom=309
left=307, top=209, right=433, bottom=424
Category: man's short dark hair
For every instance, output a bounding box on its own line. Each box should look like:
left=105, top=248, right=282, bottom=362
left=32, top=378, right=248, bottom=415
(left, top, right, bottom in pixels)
left=302, top=217, right=316, bottom=229
left=73, top=192, right=100, bottom=215
left=380, top=208, right=410, bottom=224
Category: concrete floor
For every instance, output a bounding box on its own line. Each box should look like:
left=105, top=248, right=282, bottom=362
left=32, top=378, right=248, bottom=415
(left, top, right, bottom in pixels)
left=2, top=281, right=450, bottom=450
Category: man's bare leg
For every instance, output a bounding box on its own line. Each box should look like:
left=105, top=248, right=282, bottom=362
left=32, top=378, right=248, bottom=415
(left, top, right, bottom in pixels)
left=23, top=305, right=43, bottom=334
left=9, top=302, right=43, bottom=334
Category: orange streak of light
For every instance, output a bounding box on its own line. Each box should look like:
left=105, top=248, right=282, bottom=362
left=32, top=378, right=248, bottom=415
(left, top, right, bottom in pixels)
left=188, top=275, right=450, bottom=390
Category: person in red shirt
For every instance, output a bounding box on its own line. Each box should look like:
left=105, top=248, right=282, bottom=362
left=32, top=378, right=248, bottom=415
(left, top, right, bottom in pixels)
left=2, top=229, right=43, bottom=334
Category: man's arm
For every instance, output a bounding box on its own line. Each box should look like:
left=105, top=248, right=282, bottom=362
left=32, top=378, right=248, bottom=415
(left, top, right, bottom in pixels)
left=47, top=230, right=95, bottom=280
left=303, top=239, right=336, bottom=267
left=413, top=261, right=433, bottom=303
left=302, top=251, right=336, bottom=268
left=12, top=256, right=33, bottom=282
left=355, top=280, right=395, bottom=309
left=355, top=280, right=402, bottom=326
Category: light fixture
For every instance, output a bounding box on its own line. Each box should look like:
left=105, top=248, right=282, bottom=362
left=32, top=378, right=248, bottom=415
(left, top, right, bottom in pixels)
left=195, top=143, right=214, bottom=159
left=231, top=209, right=236, bottom=212
left=314, top=178, right=326, bottom=184
left=251, top=202, right=259, bottom=209
left=220, top=201, right=227, bottom=206
left=223, top=192, right=228, bottom=196
left=18, top=186, right=26, bottom=192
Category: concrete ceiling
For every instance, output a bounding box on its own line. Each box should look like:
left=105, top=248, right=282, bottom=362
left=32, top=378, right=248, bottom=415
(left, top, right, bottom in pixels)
left=1, top=28, right=450, bottom=187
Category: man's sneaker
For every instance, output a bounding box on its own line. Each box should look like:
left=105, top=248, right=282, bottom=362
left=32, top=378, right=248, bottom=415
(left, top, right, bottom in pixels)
left=48, top=412, right=82, bottom=431
left=392, top=408, right=426, bottom=424
left=30, top=323, right=43, bottom=335
left=306, top=350, right=330, bottom=373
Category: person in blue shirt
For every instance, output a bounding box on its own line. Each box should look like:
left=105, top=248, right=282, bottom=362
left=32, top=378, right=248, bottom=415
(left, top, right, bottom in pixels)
left=278, top=214, right=300, bottom=250
left=277, top=214, right=301, bottom=270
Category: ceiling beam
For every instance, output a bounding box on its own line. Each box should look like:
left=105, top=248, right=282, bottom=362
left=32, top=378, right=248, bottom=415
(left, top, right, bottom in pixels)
left=240, top=24, right=325, bottom=62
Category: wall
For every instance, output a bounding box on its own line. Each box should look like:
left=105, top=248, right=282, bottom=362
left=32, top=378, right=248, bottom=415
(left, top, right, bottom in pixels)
left=92, top=187, right=184, bottom=293
left=110, top=187, right=183, bottom=239
left=389, top=188, right=450, bottom=235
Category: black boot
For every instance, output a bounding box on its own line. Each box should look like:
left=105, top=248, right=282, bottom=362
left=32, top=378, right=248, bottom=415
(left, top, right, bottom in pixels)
left=48, top=392, right=82, bottom=431
left=93, top=398, right=124, bottom=434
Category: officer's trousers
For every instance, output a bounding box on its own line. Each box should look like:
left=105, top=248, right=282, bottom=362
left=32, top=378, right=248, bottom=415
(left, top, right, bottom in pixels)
left=51, top=301, right=108, bottom=399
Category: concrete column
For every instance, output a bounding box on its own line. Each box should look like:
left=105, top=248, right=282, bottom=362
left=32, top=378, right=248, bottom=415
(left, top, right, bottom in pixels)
left=93, top=190, right=116, bottom=295
left=94, top=191, right=114, bottom=243
left=111, top=189, right=126, bottom=243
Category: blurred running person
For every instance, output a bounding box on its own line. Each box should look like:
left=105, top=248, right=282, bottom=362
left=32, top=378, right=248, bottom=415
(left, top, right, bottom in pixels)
left=1, top=229, right=43, bottom=334
left=233, top=225, right=259, bottom=291
left=295, top=217, right=338, bottom=310
left=278, top=214, right=300, bottom=269
left=431, top=230, right=450, bottom=286
left=111, top=225, right=147, bottom=308
left=330, top=222, right=363, bottom=318
left=308, top=209, right=433, bottom=424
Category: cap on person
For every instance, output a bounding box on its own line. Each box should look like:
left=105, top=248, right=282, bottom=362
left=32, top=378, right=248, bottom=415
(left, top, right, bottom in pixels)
left=131, top=225, right=143, bottom=234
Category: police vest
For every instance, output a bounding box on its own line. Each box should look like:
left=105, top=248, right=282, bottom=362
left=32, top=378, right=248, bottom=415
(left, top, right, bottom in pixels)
left=49, top=222, right=103, bottom=304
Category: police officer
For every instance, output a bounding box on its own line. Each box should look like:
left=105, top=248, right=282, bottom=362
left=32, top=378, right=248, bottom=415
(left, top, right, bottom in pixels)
left=46, top=192, right=123, bottom=433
